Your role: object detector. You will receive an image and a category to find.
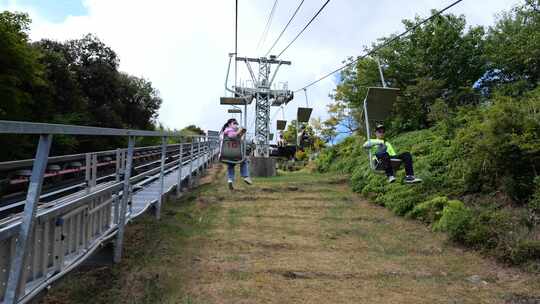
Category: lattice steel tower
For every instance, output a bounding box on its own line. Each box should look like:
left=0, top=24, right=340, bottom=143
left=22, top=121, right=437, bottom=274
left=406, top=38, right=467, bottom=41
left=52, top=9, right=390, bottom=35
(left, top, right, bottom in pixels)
left=235, top=56, right=293, bottom=157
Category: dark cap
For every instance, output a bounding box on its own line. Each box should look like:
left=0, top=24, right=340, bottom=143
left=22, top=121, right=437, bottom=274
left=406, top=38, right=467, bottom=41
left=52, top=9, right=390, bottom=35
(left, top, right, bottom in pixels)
left=375, top=124, right=385, bottom=131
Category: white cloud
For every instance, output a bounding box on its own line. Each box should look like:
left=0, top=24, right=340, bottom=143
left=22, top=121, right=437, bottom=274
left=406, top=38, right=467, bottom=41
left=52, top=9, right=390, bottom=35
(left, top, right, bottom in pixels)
left=1, top=0, right=521, bottom=136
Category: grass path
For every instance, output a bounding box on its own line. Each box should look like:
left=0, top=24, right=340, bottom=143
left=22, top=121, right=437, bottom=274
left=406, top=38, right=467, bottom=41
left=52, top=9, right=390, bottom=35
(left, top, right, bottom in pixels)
left=42, top=167, right=540, bottom=304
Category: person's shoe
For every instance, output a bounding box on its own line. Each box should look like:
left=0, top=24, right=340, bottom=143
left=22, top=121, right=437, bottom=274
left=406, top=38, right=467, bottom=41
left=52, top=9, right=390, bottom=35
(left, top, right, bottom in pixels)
left=388, top=176, right=396, bottom=183
left=243, top=177, right=253, bottom=185
left=405, top=175, right=422, bottom=184
left=228, top=180, right=234, bottom=190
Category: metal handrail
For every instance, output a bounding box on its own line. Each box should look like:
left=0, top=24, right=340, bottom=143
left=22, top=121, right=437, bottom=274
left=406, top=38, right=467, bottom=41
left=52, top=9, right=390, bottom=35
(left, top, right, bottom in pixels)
left=0, top=120, right=220, bottom=304
left=0, top=120, right=202, bottom=137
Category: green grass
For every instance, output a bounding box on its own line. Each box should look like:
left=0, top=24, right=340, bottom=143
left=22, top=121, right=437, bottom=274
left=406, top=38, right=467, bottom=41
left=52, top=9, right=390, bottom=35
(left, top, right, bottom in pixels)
left=42, top=168, right=540, bottom=304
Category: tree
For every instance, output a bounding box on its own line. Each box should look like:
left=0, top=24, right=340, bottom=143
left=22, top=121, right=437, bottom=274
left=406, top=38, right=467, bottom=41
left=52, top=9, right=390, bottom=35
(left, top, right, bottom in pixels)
left=0, top=11, right=44, bottom=121
left=334, top=12, right=487, bottom=132
left=117, top=73, right=162, bottom=130
left=182, top=125, right=205, bottom=136
left=0, top=12, right=166, bottom=160
left=67, top=34, right=124, bottom=129
left=484, top=2, right=540, bottom=95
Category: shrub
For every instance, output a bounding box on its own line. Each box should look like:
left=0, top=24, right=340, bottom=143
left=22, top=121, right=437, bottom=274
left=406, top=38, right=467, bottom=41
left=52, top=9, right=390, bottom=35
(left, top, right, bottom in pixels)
left=528, top=177, right=540, bottom=227
left=379, top=184, right=426, bottom=216
left=507, top=240, right=540, bottom=265
left=295, top=150, right=308, bottom=161
left=434, top=200, right=473, bottom=243
left=409, top=196, right=451, bottom=224
left=464, top=209, right=514, bottom=249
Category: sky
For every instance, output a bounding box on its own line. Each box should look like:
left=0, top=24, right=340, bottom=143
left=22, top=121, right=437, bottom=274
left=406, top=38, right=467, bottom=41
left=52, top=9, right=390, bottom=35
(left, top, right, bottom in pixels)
left=0, top=0, right=523, bottom=136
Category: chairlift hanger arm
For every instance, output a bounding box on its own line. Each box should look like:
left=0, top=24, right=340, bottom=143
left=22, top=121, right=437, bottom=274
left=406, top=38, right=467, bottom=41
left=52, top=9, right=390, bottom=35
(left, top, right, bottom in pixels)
left=224, top=53, right=247, bottom=97
left=376, top=57, right=387, bottom=88
left=224, top=54, right=236, bottom=95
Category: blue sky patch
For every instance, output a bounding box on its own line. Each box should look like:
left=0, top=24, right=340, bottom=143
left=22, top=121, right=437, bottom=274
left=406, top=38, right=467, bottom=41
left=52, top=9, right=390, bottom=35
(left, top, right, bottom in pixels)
left=1, top=0, right=87, bottom=22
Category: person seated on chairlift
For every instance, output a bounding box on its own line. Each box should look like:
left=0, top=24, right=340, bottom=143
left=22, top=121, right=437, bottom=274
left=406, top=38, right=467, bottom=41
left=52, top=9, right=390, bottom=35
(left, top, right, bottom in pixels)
left=363, top=124, right=422, bottom=184
left=221, top=118, right=253, bottom=190
left=297, top=125, right=309, bottom=150
left=277, top=133, right=286, bottom=147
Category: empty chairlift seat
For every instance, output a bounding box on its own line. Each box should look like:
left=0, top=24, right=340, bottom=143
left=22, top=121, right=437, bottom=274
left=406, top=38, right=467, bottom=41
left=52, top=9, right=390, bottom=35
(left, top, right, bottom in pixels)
left=297, top=107, right=312, bottom=123
left=220, top=97, right=253, bottom=105
left=276, top=120, right=287, bottom=130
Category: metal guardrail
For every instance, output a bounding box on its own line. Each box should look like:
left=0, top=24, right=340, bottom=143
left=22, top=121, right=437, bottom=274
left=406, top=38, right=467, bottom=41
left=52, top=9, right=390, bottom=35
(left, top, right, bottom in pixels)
left=0, top=120, right=220, bottom=304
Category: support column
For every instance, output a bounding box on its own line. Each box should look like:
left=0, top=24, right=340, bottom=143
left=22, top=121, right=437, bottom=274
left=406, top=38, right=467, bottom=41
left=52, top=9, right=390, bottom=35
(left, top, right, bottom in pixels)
left=5, top=134, right=53, bottom=304
left=156, top=136, right=166, bottom=220
left=114, top=136, right=134, bottom=263
left=188, top=139, right=194, bottom=188
left=176, top=138, right=184, bottom=198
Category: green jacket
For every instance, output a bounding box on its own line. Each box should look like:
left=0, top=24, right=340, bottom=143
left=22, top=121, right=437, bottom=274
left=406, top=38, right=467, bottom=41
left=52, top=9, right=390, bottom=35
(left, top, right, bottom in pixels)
left=362, top=138, right=397, bottom=157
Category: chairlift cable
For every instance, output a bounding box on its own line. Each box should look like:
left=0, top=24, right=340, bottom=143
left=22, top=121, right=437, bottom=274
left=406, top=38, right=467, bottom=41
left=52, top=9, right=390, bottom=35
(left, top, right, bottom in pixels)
left=265, top=0, right=306, bottom=57
left=277, top=0, right=331, bottom=58
left=256, top=0, right=280, bottom=52
left=293, top=0, right=466, bottom=93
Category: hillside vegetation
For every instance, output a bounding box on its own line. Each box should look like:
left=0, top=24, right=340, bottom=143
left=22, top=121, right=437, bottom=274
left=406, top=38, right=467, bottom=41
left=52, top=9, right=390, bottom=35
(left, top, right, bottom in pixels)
left=315, top=2, right=540, bottom=269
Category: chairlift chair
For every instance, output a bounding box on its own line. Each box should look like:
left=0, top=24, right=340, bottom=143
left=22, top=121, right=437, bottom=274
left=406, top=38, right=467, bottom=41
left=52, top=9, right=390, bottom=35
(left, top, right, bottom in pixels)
left=276, top=120, right=287, bottom=130
left=363, top=86, right=402, bottom=173
left=296, top=107, right=312, bottom=123
left=219, top=136, right=246, bottom=165
left=220, top=97, right=253, bottom=105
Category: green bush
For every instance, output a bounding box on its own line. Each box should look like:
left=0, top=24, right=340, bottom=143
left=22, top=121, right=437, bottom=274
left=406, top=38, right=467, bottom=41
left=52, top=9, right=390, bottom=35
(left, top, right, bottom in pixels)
left=464, top=209, right=515, bottom=249
left=433, top=200, right=473, bottom=243
left=378, top=184, right=427, bottom=215
left=454, top=89, right=540, bottom=203
left=409, top=196, right=451, bottom=224
left=315, top=89, right=540, bottom=266
left=507, top=240, right=540, bottom=265
left=295, top=150, right=308, bottom=161
left=528, top=177, right=540, bottom=227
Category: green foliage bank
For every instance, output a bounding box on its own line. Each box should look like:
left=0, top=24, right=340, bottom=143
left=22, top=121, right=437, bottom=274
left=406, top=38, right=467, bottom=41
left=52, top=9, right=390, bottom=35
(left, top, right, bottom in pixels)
left=316, top=2, right=540, bottom=270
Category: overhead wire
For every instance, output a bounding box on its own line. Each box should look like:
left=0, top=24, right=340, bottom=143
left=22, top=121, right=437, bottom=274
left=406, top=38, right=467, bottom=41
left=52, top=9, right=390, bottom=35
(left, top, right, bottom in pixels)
left=264, top=0, right=306, bottom=57
left=256, top=0, right=279, bottom=52
left=277, top=0, right=331, bottom=58
left=293, top=0, right=466, bottom=93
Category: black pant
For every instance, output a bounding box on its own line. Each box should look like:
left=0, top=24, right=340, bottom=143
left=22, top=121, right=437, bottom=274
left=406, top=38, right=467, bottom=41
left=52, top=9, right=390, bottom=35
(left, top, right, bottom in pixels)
left=376, top=151, right=414, bottom=177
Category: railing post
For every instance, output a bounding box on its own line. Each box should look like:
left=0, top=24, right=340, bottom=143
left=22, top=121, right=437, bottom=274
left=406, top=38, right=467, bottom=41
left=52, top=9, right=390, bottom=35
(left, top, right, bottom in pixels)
left=189, top=138, right=194, bottom=188
left=157, top=136, right=166, bottom=220
left=5, top=134, right=52, bottom=304
left=205, top=135, right=210, bottom=169
left=91, top=153, right=97, bottom=188
left=114, top=136, right=134, bottom=263
left=176, top=137, right=184, bottom=198
left=197, top=137, right=202, bottom=174
left=85, top=153, right=91, bottom=194
left=115, top=149, right=121, bottom=182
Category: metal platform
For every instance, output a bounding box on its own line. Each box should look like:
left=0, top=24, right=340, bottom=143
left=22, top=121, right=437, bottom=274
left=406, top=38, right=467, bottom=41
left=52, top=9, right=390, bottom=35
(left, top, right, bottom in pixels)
left=131, top=156, right=205, bottom=218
